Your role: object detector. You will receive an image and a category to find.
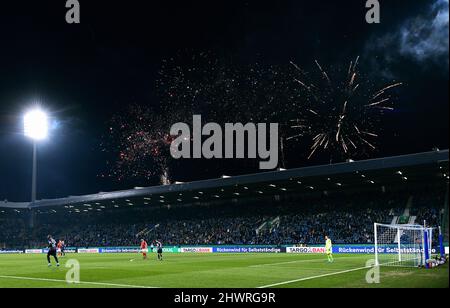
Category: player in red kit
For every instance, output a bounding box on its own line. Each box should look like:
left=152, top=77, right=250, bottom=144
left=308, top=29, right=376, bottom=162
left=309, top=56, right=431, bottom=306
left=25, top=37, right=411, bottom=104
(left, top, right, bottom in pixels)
left=140, top=239, right=148, bottom=260
left=57, top=240, right=63, bottom=257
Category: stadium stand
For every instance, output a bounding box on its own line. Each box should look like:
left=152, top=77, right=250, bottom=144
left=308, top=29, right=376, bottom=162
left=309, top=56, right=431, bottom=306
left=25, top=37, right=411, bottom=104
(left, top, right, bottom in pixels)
left=0, top=151, right=448, bottom=250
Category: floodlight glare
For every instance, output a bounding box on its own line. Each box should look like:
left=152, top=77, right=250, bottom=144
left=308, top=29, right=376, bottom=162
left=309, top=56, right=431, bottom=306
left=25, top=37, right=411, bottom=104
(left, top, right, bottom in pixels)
left=24, top=109, right=49, bottom=140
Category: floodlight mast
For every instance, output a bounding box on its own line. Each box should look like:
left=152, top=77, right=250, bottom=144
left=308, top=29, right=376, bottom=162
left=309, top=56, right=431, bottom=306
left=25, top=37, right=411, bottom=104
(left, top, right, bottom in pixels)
left=24, top=108, right=49, bottom=204
left=31, top=142, right=37, bottom=203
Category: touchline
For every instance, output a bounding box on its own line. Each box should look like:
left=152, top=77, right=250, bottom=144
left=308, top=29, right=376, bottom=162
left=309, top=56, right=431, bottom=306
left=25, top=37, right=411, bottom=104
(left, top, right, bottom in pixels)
left=170, top=115, right=279, bottom=170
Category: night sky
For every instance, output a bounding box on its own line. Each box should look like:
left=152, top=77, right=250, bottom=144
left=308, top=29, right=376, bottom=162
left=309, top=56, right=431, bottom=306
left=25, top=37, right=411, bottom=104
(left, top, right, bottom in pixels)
left=0, top=0, right=448, bottom=202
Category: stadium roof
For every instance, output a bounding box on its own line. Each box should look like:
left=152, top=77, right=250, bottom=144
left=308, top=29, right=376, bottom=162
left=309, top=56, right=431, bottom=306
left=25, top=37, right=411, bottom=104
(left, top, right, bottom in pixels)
left=1, top=150, right=448, bottom=211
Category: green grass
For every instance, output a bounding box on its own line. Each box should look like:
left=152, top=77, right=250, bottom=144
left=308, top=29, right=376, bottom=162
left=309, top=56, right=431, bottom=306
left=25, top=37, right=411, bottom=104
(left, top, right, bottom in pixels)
left=0, top=253, right=447, bottom=288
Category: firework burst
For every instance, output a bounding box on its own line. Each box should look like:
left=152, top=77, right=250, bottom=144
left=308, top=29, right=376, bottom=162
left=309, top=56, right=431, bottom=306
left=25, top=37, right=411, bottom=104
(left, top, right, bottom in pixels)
left=288, top=57, right=402, bottom=160
left=101, top=105, right=177, bottom=183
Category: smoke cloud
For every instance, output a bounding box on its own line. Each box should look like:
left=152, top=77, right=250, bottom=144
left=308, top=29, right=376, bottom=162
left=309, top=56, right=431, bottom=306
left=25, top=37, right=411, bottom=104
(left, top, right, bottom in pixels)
left=367, top=0, right=449, bottom=69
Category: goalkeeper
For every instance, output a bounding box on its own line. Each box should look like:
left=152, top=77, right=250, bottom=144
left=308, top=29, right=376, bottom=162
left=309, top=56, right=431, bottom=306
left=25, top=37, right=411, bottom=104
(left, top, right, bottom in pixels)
left=325, top=236, right=334, bottom=263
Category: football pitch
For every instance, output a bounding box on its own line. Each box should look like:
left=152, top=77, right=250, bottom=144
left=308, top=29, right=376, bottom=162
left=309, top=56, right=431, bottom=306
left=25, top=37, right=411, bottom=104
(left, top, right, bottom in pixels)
left=0, top=253, right=448, bottom=288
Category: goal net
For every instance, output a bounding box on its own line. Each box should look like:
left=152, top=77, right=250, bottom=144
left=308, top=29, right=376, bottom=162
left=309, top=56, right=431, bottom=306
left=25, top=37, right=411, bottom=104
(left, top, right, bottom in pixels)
left=374, top=223, right=433, bottom=267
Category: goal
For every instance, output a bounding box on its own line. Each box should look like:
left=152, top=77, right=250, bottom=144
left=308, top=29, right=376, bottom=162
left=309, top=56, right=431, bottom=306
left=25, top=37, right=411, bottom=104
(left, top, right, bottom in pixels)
left=374, top=223, right=433, bottom=268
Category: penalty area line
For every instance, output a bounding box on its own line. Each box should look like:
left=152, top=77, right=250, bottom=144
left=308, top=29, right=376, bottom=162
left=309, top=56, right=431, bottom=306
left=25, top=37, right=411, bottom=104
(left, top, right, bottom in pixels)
left=257, top=265, right=372, bottom=288
left=0, top=275, right=158, bottom=288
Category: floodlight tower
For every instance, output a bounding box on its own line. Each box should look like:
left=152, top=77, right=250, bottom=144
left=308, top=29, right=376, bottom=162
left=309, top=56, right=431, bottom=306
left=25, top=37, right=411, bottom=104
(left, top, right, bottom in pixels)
left=24, top=108, right=49, bottom=204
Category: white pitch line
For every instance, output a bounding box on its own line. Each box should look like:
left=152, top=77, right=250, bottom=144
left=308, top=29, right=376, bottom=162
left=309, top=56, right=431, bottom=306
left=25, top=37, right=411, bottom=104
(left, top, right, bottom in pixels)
left=0, top=275, right=158, bottom=288
left=257, top=265, right=372, bottom=288
left=249, top=255, right=367, bottom=268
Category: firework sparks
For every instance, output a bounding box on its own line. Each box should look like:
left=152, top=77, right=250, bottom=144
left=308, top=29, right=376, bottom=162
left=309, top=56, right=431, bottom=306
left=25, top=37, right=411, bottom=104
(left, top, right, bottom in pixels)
left=157, top=51, right=298, bottom=124
left=101, top=53, right=402, bottom=178
left=101, top=105, right=178, bottom=183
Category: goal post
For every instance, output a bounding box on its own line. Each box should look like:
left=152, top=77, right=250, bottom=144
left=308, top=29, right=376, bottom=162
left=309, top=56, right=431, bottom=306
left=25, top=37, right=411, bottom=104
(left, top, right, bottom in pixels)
left=438, top=226, right=445, bottom=258
left=374, top=223, right=433, bottom=268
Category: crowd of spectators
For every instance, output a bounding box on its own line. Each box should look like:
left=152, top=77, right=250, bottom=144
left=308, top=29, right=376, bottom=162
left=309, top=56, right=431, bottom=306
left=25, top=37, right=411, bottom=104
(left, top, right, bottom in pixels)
left=0, top=190, right=446, bottom=249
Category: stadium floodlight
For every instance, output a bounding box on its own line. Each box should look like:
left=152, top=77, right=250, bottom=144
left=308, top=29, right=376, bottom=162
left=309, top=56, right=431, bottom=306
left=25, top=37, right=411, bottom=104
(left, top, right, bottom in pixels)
left=23, top=108, right=49, bottom=204
left=24, top=109, right=49, bottom=140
